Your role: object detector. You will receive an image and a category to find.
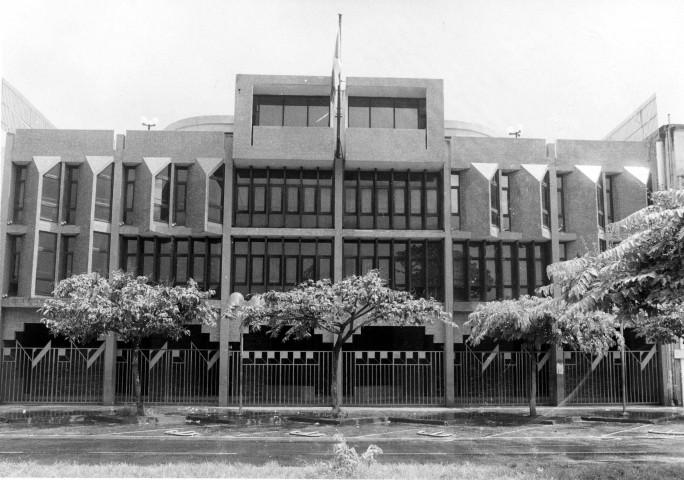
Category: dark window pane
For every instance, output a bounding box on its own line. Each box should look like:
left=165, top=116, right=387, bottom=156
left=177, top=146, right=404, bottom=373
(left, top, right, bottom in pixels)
left=308, top=101, right=329, bottom=127
left=303, top=187, right=316, bottom=213
left=287, top=187, right=299, bottom=212
left=361, top=189, right=373, bottom=214
left=348, top=97, right=369, bottom=128
left=41, top=164, right=61, bottom=222
left=345, top=187, right=356, bottom=213
left=251, top=257, right=264, bottom=284
left=410, top=189, right=421, bottom=214
left=269, top=258, right=281, bottom=285
left=270, top=186, right=282, bottom=212
left=377, top=189, right=389, bottom=215
left=370, top=98, right=394, bottom=128
left=234, top=257, right=247, bottom=284
left=394, top=99, right=418, bottom=129
left=253, top=186, right=266, bottom=212
left=36, top=232, right=57, bottom=295
left=426, top=190, right=438, bottom=214
left=95, top=164, right=113, bottom=222
left=320, top=187, right=332, bottom=214
left=256, top=97, right=283, bottom=126
left=283, top=97, right=307, bottom=126
left=394, top=188, right=405, bottom=214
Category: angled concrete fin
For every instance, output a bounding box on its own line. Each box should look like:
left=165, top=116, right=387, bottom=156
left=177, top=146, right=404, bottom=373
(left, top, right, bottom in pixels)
left=471, top=163, right=499, bottom=181
left=143, top=157, right=171, bottom=177
left=196, top=158, right=224, bottom=176
left=521, top=164, right=548, bottom=182
left=85, top=156, right=114, bottom=175
left=575, top=165, right=602, bottom=184
left=624, top=166, right=651, bottom=186
left=33, top=156, right=61, bottom=174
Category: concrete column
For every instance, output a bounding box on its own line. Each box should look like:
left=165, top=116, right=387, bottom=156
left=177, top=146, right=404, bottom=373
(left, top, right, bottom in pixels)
left=101, top=139, right=124, bottom=405
left=442, top=161, right=455, bottom=407
left=218, top=143, right=233, bottom=407
left=551, top=347, right=565, bottom=405
left=102, top=333, right=117, bottom=405
left=0, top=133, right=15, bottom=401
left=659, top=343, right=675, bottom=406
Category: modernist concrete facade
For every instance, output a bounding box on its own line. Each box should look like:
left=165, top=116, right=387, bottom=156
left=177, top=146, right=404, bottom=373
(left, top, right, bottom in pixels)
left=0, top=74, right=680, bottom=407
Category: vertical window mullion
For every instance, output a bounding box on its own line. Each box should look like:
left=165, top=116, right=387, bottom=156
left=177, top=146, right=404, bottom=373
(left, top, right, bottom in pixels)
left=496, top=241, right=503, bottom=300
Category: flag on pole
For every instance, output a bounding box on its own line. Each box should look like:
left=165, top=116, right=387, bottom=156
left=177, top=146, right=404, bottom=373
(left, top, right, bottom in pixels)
left=331, top=15, right=346, bottom=159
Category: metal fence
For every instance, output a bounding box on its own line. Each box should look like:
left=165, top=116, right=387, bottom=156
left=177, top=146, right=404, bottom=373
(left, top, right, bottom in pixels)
left=226, top=350, right=445, bottom=406
left=563, top=348, right=660, bottom=404
left=115, top=344, right=219, bottom=405
left=0, top=340, right=104, bottom=403
left=227, top=350, right=333, bottom=406
left=343, top=351, right=444, bottom=405
left=453, top=348, right=551, bottom=405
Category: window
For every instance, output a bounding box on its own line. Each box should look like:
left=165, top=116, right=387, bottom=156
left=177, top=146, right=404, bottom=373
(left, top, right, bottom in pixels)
left=253, top=95, right=329, bottom=127
left=343, top=170, right=441, bottom=230
left=490, top=172, right=500, bottom=228
left=450, top=172, right=461, bottom=230
left=559, top=243, right=568, bottom=261
left=208, top=165, right=225, bottom=224
left=59, top=236, right=75, bottom=281
left=173, top=166, right=188, bottom=226
left=92, top=232, right=110, bottom=276
left=453, top=241, right=550, bottom=301
left=605, top=174, right=616, bottom=225
left=597, top=175, right=605, bottom=229
left=120, top=236, right=221, bottom=296
left=7, top=236, right=22, bottom=296
left=63, top=165, right=80, bottom=225
left=234, top=168, right=333, bottom=228
left=541, top=171, right=551, bottom=229
left=154, top=166, right=171, bottom=222
left=41, top=164, right=61, bottom=222
left=501, top=172, right=511, bottom=231
left=556, top=174, right=566, bottom=232
left=36, top=232, right=57, bottom=295
left=94, top=164, right=114, bottom=222
left=12, top=165, right=27, bottom=224
left=122, top=166, right=137, bottom=224
left=348, top=97, right=426, bottom=129
left=343, top=239, right=443, bottom=300
left=231, top=238, right=332, bottom=296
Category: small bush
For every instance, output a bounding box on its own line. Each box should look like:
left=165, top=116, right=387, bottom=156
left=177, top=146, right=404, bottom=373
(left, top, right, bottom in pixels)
left=327, top=433, right=383, bottom=477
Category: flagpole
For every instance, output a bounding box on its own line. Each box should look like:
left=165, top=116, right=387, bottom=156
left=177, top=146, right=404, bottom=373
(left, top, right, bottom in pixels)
left=335, top=14, right=343, bottom=160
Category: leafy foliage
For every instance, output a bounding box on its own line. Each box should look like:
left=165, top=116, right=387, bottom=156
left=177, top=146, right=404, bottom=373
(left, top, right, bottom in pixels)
left=235, top=270, right=452, bottom=414
left=40, top=271, right=217, bottom=344
left=542, top=188, right=684, bottom=344
left=239, top=270, right=452, bottom=345
left=40, top=270, right=217, bottom=415
left=329, top=434, right=383, bottom=477
left=466, top=295, right=618, bottom=353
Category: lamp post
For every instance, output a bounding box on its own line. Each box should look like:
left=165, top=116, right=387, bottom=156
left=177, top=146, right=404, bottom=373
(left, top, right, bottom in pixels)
left=140, top=116, right=158, bottom=130
left=227, top=292, right=264, bottom=414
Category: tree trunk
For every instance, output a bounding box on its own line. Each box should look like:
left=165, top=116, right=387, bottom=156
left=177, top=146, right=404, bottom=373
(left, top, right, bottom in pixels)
left=132, top=342, right=144, bottom=416
left=330, top=345, right=344, bottom=417
left=529, top=350, right=538, bottom=417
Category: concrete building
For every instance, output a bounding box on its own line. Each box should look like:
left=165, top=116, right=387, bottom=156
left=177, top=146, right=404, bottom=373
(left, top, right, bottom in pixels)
left=0, top=74, right=678, bottom=407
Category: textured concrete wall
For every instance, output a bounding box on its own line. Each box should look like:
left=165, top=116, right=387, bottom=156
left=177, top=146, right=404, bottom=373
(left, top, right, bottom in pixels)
left=451, top=137, right=547, bottom=169
left=555, top=139, right=650, bottom=172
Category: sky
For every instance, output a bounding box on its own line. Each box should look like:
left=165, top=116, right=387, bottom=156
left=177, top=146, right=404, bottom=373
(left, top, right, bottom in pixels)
left=2, top=0, right=684, bottom=142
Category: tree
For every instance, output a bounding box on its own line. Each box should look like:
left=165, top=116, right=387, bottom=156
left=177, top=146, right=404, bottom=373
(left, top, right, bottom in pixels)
left=39, top=271, right=217, bottom=415
left=236, top=270, right=452, bottom=416
left=545, top=189, right=684, bottom=325
left=466, top=295, right=618, bottom=416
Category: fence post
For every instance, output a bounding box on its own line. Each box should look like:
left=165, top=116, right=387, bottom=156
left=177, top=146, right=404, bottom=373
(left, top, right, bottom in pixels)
left=218, top=315, right=231, bottom=407
left=551, top=347, right=564, bottom=406
left=658, top=343, right=674, bottom=406
left=102, top=333, right=117, bottom=405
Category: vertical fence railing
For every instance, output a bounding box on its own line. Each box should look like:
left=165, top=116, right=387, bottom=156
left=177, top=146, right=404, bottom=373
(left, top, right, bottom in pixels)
left=115, top=345, right=219, bottom=405
left=1, top=341, right=104, bottom=403
left=453, top=349, right=551, bottom=405
left=563, top=348, right=660, bottom=404
left=227, top=351, right=333, bottom=406
left=344, top=351, right=444, bottom=405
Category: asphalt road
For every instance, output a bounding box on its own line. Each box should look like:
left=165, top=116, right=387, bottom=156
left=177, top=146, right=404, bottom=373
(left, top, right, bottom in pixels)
left=2, top=435, right=684, bottom=466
